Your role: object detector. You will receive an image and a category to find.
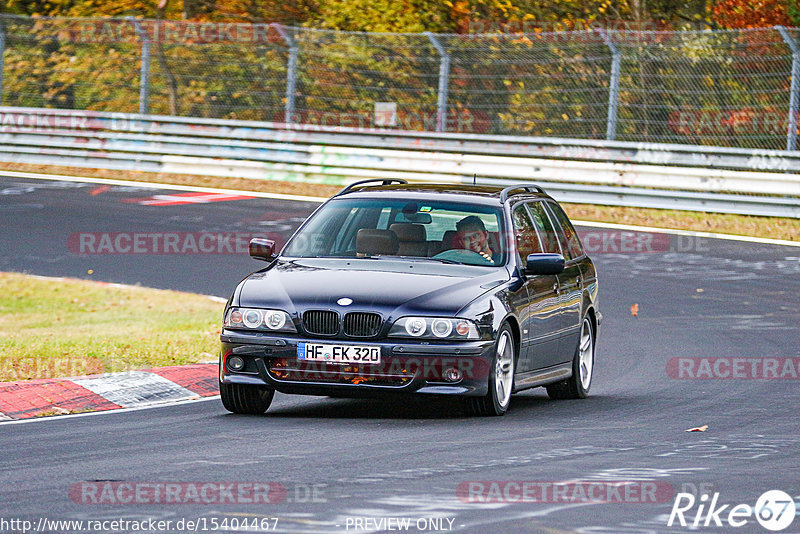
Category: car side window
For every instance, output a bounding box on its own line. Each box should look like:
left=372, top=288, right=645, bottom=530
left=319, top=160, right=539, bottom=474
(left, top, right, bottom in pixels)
left=511, top=204, right=543, bottom=260
left=545, top=201, right=584, bottom=260
left=524, top=201, right=562, bottom=255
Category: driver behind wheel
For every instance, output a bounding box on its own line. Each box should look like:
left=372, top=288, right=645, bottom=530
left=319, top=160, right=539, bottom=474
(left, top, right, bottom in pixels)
left=454, top=215, right=495, bottom=262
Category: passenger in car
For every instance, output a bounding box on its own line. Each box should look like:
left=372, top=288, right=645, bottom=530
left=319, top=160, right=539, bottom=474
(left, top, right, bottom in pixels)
left=454, top=215, right=495, bottom=262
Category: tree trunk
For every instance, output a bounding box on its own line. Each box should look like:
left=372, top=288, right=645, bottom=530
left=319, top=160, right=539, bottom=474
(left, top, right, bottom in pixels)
left=155, top=0, right=179, bottom=115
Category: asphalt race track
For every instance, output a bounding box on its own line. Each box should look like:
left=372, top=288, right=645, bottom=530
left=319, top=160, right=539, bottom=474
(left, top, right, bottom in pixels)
left=1, top=175, right=799, bottom=534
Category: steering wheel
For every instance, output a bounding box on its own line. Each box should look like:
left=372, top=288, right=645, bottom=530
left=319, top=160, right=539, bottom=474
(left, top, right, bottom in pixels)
left=432, top=249, right=494, bottom=265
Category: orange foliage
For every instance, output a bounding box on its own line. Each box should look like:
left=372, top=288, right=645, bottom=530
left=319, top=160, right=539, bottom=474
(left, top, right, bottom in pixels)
left=712, top=0, right=791, bottom=28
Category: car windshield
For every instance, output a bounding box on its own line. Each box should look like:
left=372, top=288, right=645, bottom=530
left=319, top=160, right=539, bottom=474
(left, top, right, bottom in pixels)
left=282, top=197, right=507, bottom=267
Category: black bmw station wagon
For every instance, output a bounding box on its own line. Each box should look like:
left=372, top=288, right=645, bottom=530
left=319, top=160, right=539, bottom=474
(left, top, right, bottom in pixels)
left=219, top=180, right=600, bottom=416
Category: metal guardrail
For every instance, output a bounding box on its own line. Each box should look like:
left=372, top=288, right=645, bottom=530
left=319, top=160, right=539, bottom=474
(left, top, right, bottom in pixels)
left=0, top=106, right=798, bottom=218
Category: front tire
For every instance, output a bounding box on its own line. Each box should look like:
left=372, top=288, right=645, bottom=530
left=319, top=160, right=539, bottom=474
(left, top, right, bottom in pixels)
left=547, top=316, right=594, bottom=400
left=466, top=325, right=515, bottom=416
left=220, top=382, right=275, bottom=414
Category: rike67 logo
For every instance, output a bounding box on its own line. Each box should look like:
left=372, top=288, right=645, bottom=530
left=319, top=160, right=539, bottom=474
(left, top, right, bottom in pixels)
left=668, top=490, right=796, bottom=531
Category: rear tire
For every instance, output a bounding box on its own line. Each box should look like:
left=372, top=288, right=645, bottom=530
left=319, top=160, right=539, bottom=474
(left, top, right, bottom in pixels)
left=220, top=382, right=275, bottom=414
left=547, top=316, right=594, bottom=400
left=466, top=325, right=515, bottom=416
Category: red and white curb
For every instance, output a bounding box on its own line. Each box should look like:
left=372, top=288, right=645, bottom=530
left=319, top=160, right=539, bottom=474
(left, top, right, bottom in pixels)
left=123, top=191, right=256, bottom=206
left=0, top=363, right=218, bottom=420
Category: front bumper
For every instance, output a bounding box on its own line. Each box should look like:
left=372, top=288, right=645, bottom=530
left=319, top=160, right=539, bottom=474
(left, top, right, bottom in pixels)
left=219, top=330, right=495, bottom=397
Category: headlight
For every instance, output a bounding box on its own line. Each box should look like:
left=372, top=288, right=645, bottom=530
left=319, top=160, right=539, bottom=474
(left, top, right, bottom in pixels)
left=264, top=310, right=287, bottom=330
left=405, top=317, right=427, bottom=337
left=389, top=317, right=479, bottom=340
left=242, top=309, right=263, bottom=328
left=431, top=319, right=453, bottom=338
left=224, top=307, right=296, bottom=333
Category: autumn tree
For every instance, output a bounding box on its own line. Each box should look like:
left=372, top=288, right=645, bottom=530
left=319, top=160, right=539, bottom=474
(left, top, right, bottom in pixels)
left=712, top=0, right=792, bottom=28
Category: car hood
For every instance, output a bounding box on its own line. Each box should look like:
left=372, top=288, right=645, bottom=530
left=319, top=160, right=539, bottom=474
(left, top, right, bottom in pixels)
left=237, top=258, right=508, bottom=318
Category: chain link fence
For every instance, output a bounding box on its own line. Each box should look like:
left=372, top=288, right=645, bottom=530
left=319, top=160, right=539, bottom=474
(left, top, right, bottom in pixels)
left=0, top=15, right=798, bottom=151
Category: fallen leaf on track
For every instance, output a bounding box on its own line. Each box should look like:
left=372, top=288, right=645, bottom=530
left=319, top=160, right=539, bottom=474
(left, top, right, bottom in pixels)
left=90, top=185, right=111, bottom=196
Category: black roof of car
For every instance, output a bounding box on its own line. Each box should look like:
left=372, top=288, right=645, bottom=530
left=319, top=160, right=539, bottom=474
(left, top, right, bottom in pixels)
left=335, top=181, right=552, bottom=205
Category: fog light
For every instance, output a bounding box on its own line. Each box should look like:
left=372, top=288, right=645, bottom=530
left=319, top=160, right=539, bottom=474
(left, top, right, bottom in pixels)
left=227, top=356, right=245, bottom=372
left=443, top=367, right=462, bottom=382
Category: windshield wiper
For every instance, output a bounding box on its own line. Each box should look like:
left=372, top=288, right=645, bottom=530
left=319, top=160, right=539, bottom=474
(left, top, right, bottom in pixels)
left=405, top=257, right=462, bottom=265
left=315, top=255, right=465, bottom=265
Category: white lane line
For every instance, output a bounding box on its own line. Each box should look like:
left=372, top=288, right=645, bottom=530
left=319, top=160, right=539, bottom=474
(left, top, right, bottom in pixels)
left=0, top=395, right=220, bottom=425
left=72, top=371, right=196, bottom=407
left=3, top=169, right=798, bottom=247
left=572, top=219, right=800, bottom=247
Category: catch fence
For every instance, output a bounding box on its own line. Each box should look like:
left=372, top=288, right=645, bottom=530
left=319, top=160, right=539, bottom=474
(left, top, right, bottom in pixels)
left=1, top=16, right=799, bottom=151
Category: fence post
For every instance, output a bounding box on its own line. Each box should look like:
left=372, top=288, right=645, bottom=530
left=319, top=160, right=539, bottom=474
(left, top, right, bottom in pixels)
left=0, top=17, right=6, bottom=106
left=425, top=32, right=450, bottom=133
left=271, top=23, right=297, bottom=124
left=127, top=17, right=151, bottom=115
left=600, top=30, right=621, bottom=141
left=777, top=26, right=799, bottom=151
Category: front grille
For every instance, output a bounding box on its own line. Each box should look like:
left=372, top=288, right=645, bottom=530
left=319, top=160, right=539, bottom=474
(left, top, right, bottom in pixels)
left=303, top=310, right=339, bottom=336
left=267, top=358, right=413, bottom=387
left=343, top=312, right=382, bottom=337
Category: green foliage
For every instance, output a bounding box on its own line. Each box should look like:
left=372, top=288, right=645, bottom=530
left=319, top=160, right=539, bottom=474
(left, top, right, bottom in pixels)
left=311, top=0, right=451, bottom=32
left=2, top=0, right=77, bottom=16
left=787, top=0, right=800, bottom=26
left=1, top=0, right=717, bottom=30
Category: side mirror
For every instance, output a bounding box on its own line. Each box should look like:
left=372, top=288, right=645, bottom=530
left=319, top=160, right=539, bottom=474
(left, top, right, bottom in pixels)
left=524, top=253, right=565, bottom=275
left=249, top=238, right=277, bottom=261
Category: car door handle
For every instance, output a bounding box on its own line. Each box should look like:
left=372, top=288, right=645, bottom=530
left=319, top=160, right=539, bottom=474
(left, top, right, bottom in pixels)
left=565, top=278, right=581, bottom=290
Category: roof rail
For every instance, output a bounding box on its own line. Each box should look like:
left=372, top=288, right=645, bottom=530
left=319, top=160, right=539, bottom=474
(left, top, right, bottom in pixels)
left=499, top=184, right=546, bottom=203
left=336, top=178, right=409, bottom=197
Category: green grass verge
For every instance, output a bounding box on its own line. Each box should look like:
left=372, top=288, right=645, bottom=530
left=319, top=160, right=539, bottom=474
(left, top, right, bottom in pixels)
left=0, top=272, right=223, bottom=382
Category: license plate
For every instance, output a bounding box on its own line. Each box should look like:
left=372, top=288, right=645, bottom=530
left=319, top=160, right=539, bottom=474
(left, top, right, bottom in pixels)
left=297, top=342, right=381, bottom=364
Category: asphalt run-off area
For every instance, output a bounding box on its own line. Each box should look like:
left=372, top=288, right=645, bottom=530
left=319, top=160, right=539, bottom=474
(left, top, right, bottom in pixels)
left=1, top=174, right=799, bottom=534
